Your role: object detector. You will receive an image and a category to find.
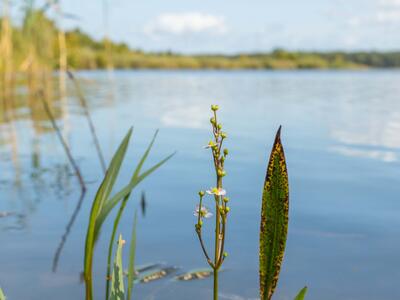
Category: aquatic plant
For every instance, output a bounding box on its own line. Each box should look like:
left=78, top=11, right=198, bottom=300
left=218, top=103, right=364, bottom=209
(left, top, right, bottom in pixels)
left=0, top=287, right=5, bottom=300
left=195, top=105, right=229, bottom=300
left=259, top=127, right=288, bottom=300
left=259, top=127, right=307, bottom=300
left=294, top=287, right=308, bottom=300
left=83, top=128, right=174, bottom=300
left=110, top=235, right=125, bottom=300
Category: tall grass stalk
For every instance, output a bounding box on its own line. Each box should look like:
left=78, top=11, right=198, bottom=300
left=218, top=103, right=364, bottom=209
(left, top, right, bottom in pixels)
left=67, top=70, right=107, bottom=173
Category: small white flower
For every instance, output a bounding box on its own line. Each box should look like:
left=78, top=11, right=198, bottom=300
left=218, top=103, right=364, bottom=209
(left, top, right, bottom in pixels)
left=206, top=187, right=226, bottom=196
left=194, top=205, right=213, bottom=219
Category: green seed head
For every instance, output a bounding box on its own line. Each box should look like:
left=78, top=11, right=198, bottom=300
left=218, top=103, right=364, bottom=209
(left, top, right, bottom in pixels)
left=225, top=207, right=230, bottom=213
left=221, top=132, right=227, bottom=139
left=210, top=117, right=216, bottom=125
left=223, top=148, right=229, bottom=156
left=223, top=197, right=229, bottom=203
left=223, top=252, right=228, bottom=258
left=199, top=190, right=205, bottom=197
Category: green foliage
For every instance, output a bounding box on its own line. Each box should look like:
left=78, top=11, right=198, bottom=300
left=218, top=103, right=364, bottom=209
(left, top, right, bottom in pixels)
left=259, top=127, right=289, bottom=300
left=104, top=131, right=174, bottom=299
left=127, top=212, right=138, bottom=300
left=83, top=128, right=174, bottom=300
left=110, top=235, right=125, bottom=300
left=294, top=287, right=308, bottom=300
left=84, top=128, right=133, bottom=300
left=0, top=287, right=5, bottom=300
left=3, top=9, right=400, bottom=70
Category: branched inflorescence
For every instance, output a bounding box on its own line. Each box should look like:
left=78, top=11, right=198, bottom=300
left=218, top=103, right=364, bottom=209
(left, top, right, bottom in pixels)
left=195, top=105, right=230, bottom=299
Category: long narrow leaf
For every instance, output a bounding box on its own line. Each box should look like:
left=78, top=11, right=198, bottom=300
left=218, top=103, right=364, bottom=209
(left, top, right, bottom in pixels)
left=259, top=126, right=289, bottom=300
left=294, top=287, right=308, bottom=300
left=106, top=199, right=129, bottom=300
left=132, top=130, right=158, bottom=180
left=127, top=211, right=138, bottom=300
left=93, top=143, right=174, bottom=243
left=84, top=128, right=133, bottom=300
left=110, top=235, right=125, bottom=300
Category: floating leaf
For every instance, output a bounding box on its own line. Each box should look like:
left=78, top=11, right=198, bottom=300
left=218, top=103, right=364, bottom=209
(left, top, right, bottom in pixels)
left=294, top=286, right=308, bottom=300
left=110, top=235, right=125, bottom=300
left=136, top=266, right=179, bottom=284
left=259, top=126, right=289, bottom=300
left=175, top=268, right=213, bottom=281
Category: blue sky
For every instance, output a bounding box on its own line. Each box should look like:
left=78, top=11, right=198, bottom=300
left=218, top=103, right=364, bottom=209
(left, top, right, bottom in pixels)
left=24, top=0, right=400, bottom=53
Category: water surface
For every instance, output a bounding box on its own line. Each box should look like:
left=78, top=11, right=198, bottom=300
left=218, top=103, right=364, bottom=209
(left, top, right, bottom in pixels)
left=1, top=70, right=400, bottom=300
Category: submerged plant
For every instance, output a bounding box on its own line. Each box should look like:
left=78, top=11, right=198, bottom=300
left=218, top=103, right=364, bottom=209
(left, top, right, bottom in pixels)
left=195, top=105, right=229, bottom=300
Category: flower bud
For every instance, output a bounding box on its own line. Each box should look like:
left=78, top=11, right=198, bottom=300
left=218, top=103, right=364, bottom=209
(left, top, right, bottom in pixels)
left=211, top=105, right=219, bottom=111
left=218, top=169, right=226, bottom=177
left=225, top=207, right=230, bottom=213
left=199, top=190, right=205, bottom=197
left=217, top=123, right=222, bottom=130
left=223, top=148, right=229, bottom=156
left=223, top=197, right=229, bottom=203
left=221, top=132, right=227, bottom=139
left=210, top=117, right=216, bottom=124
left=223, top=252, right=228, bottom=258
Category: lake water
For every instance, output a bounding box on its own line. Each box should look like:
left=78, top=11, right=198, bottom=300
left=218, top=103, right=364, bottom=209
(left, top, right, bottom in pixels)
left=1, top=70, right=400, bottom=300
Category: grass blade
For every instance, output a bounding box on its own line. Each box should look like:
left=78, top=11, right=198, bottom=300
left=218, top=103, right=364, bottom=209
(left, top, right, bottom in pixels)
left=84, top=128, right=133, bottom=300
left=106, top=199, right=129, bottom=300
left=110, top=235, right=125, bottom=300
left=93, top=133, right=175, bottom=243
left=294, top=287, right=308, bottom=300
left=127, top=211, right=138, bottom=300
left=0, top=287, right=5, bottom=300
left=259, top=126, right=289, bottom=300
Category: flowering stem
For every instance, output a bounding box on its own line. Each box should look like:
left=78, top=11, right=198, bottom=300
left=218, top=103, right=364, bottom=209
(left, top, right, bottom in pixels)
left=195, top=105, right=229, bottom=300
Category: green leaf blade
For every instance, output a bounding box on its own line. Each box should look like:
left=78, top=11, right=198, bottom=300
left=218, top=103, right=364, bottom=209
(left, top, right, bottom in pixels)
left=127, top=211, right=138, bottom=300
left=110, top=235, right=125, bottom=300
left=83, top=128, right=133, bottom=298
left=294, top=286, right=308, bottom=300
left=0, top=287, right=6, bottom=300
left=259, top=126, right=289, bottom=300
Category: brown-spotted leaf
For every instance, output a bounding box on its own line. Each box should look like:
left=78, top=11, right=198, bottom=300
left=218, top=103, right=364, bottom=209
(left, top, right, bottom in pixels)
left=259, top=126, right=289, bottom=300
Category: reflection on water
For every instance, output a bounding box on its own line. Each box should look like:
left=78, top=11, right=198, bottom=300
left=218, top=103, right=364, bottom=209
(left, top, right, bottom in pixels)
left=1, top=70, right=400, bottom=300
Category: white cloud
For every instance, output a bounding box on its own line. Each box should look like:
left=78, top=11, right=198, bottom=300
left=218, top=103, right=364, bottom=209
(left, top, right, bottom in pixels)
left=379, top=0, right=400, bottom=7
left=144, top=12, right=228, bottom=36
left=375, top=10, right=400, bottom=23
